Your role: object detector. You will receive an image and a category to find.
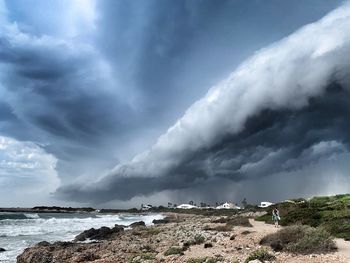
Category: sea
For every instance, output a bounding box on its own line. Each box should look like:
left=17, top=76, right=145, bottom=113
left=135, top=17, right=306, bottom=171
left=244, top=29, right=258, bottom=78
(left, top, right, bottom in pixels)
left=0, top=212, right=164, bottom=263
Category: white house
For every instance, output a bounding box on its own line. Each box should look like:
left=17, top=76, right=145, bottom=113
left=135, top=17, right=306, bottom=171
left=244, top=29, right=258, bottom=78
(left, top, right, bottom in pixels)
left=258, top=201, right=274, bottom=208
left=216, top=202, right=240, bottom=210
left=141, top=204, right=153, bottom=210
left=176, top=204, right=198, bottom=209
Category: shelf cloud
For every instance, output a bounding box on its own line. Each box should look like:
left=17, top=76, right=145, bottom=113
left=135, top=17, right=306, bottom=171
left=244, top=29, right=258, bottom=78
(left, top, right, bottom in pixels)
left=57, top=2, right=350, bottom=203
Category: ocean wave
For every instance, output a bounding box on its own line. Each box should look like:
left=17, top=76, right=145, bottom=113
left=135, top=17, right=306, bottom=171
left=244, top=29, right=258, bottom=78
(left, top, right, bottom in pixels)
left=0, top=213, right=30, bottom=220
left=24, top=213, right=39, bottom=219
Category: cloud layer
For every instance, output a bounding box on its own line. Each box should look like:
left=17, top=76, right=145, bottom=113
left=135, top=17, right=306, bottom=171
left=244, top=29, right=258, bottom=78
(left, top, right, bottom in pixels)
left=0, top=0, right=348, bottom=206
left=57, top=2, right=350, bottom=203
left=0, top=136, right=60, bottom=206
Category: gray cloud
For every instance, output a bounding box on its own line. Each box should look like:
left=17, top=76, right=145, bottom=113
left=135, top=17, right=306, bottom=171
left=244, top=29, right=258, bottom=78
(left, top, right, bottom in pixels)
left=57, top=2, right=350, bottom=203
left=0, top=0, right=347, bottom=206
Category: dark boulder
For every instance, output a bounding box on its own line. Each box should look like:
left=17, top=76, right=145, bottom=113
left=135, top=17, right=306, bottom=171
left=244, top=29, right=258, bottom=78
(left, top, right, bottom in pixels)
left=112, top=224, right=125, bottom=231
left=204, top=243, right=213, bottom=248
left=74, top=225, right=124, bottom=241
left=37, top=241, right=50, bottom=247
left=130, top=221, right=146, bottom=228
left=152, top=216, right=178, bottom=224
left=152, top=218, right=170, bottom=224
left=0, top=248, right=5, bottom=252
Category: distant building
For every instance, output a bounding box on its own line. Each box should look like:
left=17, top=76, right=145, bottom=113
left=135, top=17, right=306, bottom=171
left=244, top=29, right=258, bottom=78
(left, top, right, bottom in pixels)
left=258, top=201, right=274, bottom=208
left=216, top=202, right=240, bottom=209
left=176, top=204, right=198, bottom=209
left=141, top=204, right=153, bottom=210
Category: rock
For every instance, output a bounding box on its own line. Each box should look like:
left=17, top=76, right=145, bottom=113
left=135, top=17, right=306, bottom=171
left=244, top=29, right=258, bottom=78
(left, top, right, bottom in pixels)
left=152, top=218, right=170, bottom=224
left=74, top=225, right=123, bottom=241
left=37, top=241, right=50, bottom=247
left=182, top=242, right=190, bottom=251
left=204, top=243, right=213, bottom=248
left=248, top=260, right=262, bottom=263
left=75, top=252, right=100, bottom=262
left=129, top=221, right=146, bottom=228
left=0, top=248, right=5, bottom=252
left=112, top=224, right=125, bottom=232
left=152, top=216, right=177, bottom=224
left=17, top=248, right=53, bottom=263
left=230, top=234, right=236, bottom=240
left=52, top=241, right=74, bottom=248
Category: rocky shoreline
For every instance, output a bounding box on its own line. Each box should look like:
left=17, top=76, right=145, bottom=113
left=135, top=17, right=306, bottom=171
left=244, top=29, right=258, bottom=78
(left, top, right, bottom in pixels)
left=17, top=213, right=349, bottom=263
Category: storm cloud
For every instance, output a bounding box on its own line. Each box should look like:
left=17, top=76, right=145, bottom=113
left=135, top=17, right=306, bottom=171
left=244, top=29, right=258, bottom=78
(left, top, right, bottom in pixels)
left=57, top=2, right=350, bottom=203
left=0, top=0, right=349, bottom=206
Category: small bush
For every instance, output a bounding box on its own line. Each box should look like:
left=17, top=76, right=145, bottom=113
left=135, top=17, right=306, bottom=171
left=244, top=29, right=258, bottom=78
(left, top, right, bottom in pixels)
left=244, top=248, right=275, bottom=263
left=139, top=252, right=156, bottom=260
left=164, top=246, right=184, bottom=256
left=186, top=258, right=206, bottom=263
left=192, top=234, right=205, bottom=245
left=260, top=225, right=337, bottom=254
left=186, top=256, right=223, bottom=263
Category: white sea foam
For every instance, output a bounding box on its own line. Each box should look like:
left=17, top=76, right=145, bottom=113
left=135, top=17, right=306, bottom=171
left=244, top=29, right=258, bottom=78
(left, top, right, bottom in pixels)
left=23, top=213, right=40, bottom=219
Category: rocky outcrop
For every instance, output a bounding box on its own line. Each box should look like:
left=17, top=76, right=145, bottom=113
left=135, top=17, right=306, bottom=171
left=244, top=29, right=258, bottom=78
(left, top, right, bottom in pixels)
left=152, top=215, right=179, bottom=224
left=129, top=221, right=146, bottom=228
left=152, top=218, right=172, bottom=224
left=17, top=241, right=102, bottom=263
left=74, top=224, right=124, bottom=241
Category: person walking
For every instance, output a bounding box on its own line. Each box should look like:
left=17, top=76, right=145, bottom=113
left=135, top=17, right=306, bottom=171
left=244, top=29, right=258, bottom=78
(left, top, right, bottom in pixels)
left=272, top=208, right=280, bottom=228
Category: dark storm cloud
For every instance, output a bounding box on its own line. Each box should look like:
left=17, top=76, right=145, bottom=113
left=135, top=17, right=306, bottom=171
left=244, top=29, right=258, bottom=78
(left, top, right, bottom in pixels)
left=57, top=83, right=350, bottom=202
left=96, top=0, right=343, bottom=119
left=0, top=23, right=134, bottom=146
left=57, top=2, right=350, bottom=203
left=0, top=0, right=348, bottom=205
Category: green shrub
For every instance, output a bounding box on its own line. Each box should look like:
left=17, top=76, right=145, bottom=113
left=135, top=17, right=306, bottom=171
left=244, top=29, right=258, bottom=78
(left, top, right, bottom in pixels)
left=260, top=225, right=337, bottom=254
left=193, top=234, right=205, bottom=244
left=164, top=246, right=184, bottom=256
left=186, top=258, right=206, bottom=263
left=186, top=256, right=224, bottom=263
left=255, top=213, right=271, bottom=222
left=244, top=248, right=275, bottom=263
left=139, top=252, right=156, bottom=260
left=257, top=194, right=350, bottom=243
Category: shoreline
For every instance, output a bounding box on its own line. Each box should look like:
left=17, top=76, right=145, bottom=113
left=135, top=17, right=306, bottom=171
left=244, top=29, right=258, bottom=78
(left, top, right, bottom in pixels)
left=16, top=212, right=350, bottom=263
left=0, top=212, right=163, bottom=263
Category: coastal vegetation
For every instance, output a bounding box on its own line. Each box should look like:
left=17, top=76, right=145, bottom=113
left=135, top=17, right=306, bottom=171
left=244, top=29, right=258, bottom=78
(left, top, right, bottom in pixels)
left=16, top=194, right=350, bottom=263
left=256, top=194, right=350, bottom=240
left=260, top=225, right=336, bottom=254
left=186, top=255, right=225, bottom=263
left=164, top=246, right=184, bottom=256
left=244, top=248, right=276, bottom=263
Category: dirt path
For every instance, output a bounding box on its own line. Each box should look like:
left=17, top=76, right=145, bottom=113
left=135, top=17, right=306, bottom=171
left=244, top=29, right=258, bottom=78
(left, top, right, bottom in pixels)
left=249, top=218, right=279, bottom=233
left=335, top=238, right=350, bottom=262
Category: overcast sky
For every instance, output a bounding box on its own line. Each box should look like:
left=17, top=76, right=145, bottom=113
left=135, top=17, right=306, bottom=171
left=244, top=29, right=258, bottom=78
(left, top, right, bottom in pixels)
left=1, top=0, right=349, bottom=208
